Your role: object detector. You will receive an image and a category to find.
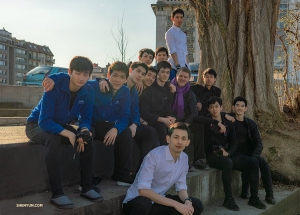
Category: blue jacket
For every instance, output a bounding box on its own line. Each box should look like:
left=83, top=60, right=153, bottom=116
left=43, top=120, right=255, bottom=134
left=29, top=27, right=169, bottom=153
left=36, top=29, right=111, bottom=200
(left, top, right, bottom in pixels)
left=27, top=75, right=95, bottom=134
left=88, top=80, right=131, bottom=133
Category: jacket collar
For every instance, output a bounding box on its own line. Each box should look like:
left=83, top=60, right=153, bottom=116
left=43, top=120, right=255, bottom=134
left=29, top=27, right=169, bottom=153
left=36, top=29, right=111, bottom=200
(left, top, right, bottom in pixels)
left=61, top=75, right=89, bottom=97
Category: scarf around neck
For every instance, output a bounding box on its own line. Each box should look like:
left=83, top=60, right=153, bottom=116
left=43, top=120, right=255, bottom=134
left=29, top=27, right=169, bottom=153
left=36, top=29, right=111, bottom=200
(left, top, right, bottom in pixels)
left=171, top=78, right=190, bottom=119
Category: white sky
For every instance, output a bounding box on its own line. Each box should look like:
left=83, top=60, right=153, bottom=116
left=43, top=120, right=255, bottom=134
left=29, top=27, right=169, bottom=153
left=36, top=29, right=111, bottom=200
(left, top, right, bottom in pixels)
left=0, top=0, right=156, bottom=67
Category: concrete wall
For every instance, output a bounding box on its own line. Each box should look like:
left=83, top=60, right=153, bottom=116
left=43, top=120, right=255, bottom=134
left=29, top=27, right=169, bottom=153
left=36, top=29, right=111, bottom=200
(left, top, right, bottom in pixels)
left=0, top=85, right=43, bottom=108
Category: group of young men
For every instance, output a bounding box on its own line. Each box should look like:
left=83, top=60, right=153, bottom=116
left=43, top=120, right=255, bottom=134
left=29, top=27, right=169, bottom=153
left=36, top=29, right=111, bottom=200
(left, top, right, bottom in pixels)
left=25, top=7, right=275, bottom=215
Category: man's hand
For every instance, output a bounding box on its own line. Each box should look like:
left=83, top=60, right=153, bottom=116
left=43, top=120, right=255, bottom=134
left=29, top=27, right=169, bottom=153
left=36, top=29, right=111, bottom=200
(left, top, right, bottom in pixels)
left=174, top=202, right=194, bottom=215
left=135, top=82, right=144, bottom=95
left=225, top=114, right=235, bottom=122
left=159, top=117, right=173, bottom=127
left=167, top=116, right=176, bottom=124
left=42, top=77, right=55, bottom=92
left=217, top=122, right=226, bottom=133
left=76, top=138, right=85, bottom=153
left=196, top=102, right=202, bottom=111
left=129, top=124, right=137, bottom=138
left=221, top=148, right=229, bottom=157
left=103, top=128, right=118, bottom=146
left=99, top=80, right=109, bottom=93
left=169, top=83, right=176, bottom=93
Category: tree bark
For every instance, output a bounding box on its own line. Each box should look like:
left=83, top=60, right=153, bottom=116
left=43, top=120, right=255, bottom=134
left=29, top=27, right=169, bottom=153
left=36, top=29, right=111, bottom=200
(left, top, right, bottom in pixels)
left=190, top=0, right=283, bottom=130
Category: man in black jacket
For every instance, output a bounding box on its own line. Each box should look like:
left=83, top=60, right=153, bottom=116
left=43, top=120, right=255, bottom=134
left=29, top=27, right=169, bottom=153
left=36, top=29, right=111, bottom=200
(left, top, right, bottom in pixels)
left=190, top=68, right=221, bottom=169
left=231, top=96, right=276, bottom=204
left=194, top=96, right=266, bottom=211
left=139, top=61, right=175, bottom=145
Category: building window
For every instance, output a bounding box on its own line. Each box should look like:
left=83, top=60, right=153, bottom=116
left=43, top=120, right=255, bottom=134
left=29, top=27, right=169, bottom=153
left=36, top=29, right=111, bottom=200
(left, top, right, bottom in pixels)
left=0, top=78, right=7, bottom=83
left=0, top=70, right=7, bottom=75
left=16, top=72, right=23, bottom=77
left=16, top=57, right=26, bottom=62
left=0, top=60, right=6, bottom=66
left=16, top=49, right=26, bottom=55
left=15, top=81, right=22, bottom=86
left=15, top=64, right=26, bottom=70
left=0, top=44, right=5, bottom=50
left=0, top=54, right=6, bottom=59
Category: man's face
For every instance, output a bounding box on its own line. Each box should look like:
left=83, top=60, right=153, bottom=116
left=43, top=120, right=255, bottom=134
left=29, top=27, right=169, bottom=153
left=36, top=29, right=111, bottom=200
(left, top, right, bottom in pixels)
left=158, top=68, right=170, bottom=83
left=69, top=69, right=90, bottom=88
left=167, top=128, right=190, bottom=155
left=233, top=101, right=247, bottom=116
left=130, top=66, right=147, bottom=84
left=142, top=70, right=156, bottom=87
left=203, top=73, right=216, bottom=87
left=139, top=52, right=154, bottom=66
left=171, top=13, right=184, bottom=28
left=208, top=101, right=222, bottom=118
left=109, top=70, right=127, bottom=91
left=155, top=51, right=168, bottom=63
left=176, top=71, right=190, bottom=87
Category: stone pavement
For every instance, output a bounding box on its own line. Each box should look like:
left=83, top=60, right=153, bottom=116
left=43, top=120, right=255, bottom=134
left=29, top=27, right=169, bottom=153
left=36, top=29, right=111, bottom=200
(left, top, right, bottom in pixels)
left=0, top=126, right=28, bottom=144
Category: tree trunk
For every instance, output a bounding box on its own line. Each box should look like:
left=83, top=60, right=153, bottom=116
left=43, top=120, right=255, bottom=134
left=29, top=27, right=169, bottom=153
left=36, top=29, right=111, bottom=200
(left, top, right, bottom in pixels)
left=190, top=0, right=283, bottom=130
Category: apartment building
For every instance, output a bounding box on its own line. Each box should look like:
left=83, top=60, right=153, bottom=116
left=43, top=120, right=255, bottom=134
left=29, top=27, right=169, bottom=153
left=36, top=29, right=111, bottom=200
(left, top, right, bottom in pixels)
left=0, top=28, right=54, bottom=85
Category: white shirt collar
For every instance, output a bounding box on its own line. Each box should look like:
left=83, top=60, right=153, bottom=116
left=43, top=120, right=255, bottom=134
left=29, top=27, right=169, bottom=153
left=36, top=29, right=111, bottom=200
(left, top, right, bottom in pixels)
left=172, top=24, right=181, bottom=32
left=165, top=145, right=181, bottom=162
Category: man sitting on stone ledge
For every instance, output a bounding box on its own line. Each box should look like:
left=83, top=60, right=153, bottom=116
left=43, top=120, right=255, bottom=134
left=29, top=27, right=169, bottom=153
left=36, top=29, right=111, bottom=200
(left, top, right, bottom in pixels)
left=25, top=56, right=103, bottom=209
left=122, top=122, right=204, bottom=215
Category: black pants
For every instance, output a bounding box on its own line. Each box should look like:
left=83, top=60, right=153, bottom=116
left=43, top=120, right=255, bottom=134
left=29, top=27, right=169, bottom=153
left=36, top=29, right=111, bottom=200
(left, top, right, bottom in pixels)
left=123, top=195, right=204, bottom=215
left=92, top=122, right=133, bottom=179
left=147, top=121, right=168, bottom=146
left=189, top=122, right=206, bottom=161
left=241, top=156, right=273, bottom=195
left=207, top=153, right=259, bottom=198
left=25, top=122, right=93, bottom=197
left=134, top=124, right=159, bottom=166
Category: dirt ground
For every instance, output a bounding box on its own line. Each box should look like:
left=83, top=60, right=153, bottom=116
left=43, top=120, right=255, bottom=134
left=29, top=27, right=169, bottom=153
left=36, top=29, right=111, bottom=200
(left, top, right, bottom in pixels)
left=261, top=113, right=300, bottom=186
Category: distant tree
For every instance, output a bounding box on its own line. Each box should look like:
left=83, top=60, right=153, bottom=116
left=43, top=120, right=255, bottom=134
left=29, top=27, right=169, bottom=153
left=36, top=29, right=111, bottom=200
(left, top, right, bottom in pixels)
left=190, top=0, right=283, bottom=130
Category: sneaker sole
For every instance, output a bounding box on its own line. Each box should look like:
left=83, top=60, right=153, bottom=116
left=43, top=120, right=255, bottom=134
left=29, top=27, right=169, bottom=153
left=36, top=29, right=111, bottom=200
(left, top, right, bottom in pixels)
left=50, top=200, right=74, bottom=210
left=117, top=181, right=132, bottom=187
left=248, top=202, right=266, bottom=209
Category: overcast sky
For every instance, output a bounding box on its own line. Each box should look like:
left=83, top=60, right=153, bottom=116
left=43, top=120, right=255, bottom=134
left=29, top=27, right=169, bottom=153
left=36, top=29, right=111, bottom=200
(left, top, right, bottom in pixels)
left=1, top=0, right=156, bottom=67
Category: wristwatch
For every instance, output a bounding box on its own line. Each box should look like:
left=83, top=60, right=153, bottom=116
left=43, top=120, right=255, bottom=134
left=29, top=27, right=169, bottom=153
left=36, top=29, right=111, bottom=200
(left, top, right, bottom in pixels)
left=176, top=64, right=181, bottom=70
left=184, top=197, right=192, bottom=203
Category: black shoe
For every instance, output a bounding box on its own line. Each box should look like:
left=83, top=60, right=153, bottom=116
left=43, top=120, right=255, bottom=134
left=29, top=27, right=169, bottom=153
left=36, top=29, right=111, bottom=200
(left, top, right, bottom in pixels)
left=92, top=175, right=102, bottom=185
left=265, top=194, right=276, bottom=204
left=194, top=159, right=207, bottom=170
left=188, top=164, right=196, bottom=172
left=241, top=193, right=250, bottom=199
left=223, top=197, right=240, bottom=211
left=248, top=196, right=266, bottom=209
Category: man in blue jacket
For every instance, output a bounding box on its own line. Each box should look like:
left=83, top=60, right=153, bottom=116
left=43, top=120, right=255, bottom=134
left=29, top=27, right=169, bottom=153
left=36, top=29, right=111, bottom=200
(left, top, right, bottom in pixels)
left=25, top=56, right=102, bottom=209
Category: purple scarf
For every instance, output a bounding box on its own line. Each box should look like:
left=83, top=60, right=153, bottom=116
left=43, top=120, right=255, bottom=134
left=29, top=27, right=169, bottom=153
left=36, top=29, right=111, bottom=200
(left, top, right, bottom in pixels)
left=171, top=78, right=190, bottom=118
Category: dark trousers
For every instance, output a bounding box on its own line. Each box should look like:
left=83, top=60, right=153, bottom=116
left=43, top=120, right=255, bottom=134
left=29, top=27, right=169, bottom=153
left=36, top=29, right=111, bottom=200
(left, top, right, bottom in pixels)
left=92, top=122, right=133, bottom=179
left=189, top=122, right=206, bottom=161
left=134, top=124, right=159, bottom=166
left=207, top=153, right=259, bottom=198
left=123, top=195, right=204, bottom=215
left=241, top=156, right=273, bottom=195
left=25, top=122, right=93, bottom=197
left=147, top=121, right=168, bottom=146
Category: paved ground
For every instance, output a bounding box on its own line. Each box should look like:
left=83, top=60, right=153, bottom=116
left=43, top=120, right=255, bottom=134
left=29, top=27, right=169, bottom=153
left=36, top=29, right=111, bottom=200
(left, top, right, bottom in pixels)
left=0, top=126, right=28, bottom=145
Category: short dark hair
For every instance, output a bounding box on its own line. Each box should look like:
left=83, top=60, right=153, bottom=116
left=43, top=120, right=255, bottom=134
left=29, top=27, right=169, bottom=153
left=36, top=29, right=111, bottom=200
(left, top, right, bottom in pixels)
left=130, top=61, right=148, bottom=74
left=109, top=61, right=129, bottom=78
left=156, top=61, right=171, bottom=72
left=177, top=67, right=191, bottom=78
left=148, top=66, right=158, bottom=75
left=155, top=47, right=169, bottom=57
left=172, top=8, right=184, bottom=18
left=69, top=56, right=93, bottom=75
left=207, top=96, right=222, bottom=106
left=168, top=122, right=191, bottom=139
left=139, top=48, right=155, bottom=58
left=203, top=68, right=217, bottom=78
left=233, top=96, right=248, bottom=107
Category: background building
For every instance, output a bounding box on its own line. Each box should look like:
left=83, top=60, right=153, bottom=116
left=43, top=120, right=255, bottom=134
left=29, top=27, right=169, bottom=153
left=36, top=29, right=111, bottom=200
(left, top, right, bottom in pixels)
left=0, top=28, right=54, bottom=86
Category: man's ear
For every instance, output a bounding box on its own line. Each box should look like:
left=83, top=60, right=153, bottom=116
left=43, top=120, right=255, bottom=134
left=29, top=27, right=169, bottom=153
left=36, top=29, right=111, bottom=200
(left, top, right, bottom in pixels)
left=68, top=69, right=72, bottom=75
left=166, top=135, right=170, bottom=144
left=220, top=105, right=223, bottom=111
left=185, top=139, right=191, bottom=147
left=245, top=106, right=248, bottom=112
left=231, top=105, right=235, bottom=112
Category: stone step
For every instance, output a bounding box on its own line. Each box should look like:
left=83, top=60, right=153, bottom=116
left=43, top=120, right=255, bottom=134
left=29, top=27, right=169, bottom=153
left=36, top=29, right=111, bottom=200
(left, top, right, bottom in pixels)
left=0, top=102, right=28, bottom=109
left=202, top=188, right=300, bottom=215
left=0, top=117, right=27, bottom=126
left=0, top=109, right=32, bottom=117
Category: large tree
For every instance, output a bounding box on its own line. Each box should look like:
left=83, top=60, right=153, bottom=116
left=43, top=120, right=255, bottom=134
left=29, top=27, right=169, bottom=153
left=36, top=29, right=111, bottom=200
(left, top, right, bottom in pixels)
left=190, top=0, right=283, bottom=129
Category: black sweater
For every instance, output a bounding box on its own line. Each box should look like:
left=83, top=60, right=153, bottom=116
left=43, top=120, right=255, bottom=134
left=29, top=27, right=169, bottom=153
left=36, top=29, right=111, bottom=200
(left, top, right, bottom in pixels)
left=139, top=81, right=174, bottom=123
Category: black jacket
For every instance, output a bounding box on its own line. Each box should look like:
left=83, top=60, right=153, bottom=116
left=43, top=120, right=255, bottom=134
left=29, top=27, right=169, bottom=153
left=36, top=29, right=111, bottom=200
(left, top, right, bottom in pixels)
left=139, top=81, right=174, bottom=123
left=194, top=115, right=238, bottom=156
left=175, top=89, right=198, bottom=124
left=229, top=113, right=263, bottom=158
